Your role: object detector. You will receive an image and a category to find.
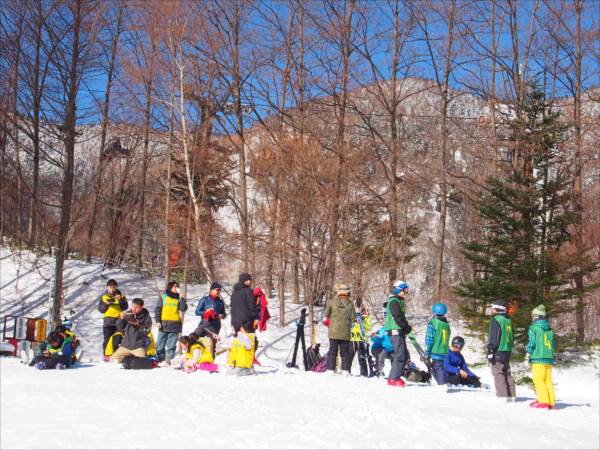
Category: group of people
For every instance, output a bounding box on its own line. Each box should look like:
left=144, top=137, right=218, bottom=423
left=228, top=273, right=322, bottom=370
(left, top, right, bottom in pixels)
left=32, top=273, right=558, bottom=409
left=93, top=273, right=268, bottom=374
left=322, top=280, right=557, bottom=410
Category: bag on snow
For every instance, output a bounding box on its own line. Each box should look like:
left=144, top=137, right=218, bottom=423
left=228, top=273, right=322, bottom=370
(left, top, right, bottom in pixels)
left=122, top=356, right=156, bottom=370
left=306, top=344, right=322, bottom=369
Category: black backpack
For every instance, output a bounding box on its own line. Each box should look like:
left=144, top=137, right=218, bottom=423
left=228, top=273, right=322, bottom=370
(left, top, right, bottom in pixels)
left=306, top=344, right=322, bottom=369
left=122, top=356, right=156, bottom=370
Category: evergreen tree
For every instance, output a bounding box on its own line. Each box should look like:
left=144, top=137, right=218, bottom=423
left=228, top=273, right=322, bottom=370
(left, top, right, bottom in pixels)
left=456, top=84, right=597, bottom=346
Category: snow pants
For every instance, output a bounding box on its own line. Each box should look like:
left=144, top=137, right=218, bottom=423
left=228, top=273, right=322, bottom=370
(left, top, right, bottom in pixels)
left=156, top=330, right=179, bottom=363
left=351, top=341, right=369, bottom=377
left=531, top=363, right=555, bottom=406
left=326, top=339, right=351, bottom=372
left=491, top=360, right=516, bottom=397
left=371, top=347, right=388, bottom=374
left=431, top=360, right=448, bottom=385
left=388, top=334, right=408, bottom=380
left=447, top=373, right=481, bottom=388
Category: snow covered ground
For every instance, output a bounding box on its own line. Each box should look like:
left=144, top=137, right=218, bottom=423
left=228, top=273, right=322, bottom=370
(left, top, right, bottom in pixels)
left=1, top=249, right=599, bottom=449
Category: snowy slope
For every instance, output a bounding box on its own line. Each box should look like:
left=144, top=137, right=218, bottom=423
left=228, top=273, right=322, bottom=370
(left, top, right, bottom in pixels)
left=1, top=249, right=599, bottom=449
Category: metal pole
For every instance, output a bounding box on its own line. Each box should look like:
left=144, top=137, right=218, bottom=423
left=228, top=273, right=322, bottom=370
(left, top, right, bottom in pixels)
left=47, top=247, right=58, bottom=332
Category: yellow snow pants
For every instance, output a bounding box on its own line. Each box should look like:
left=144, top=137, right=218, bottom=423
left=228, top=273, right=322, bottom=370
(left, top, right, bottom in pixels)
left=532, top=363, right=555, bottom=406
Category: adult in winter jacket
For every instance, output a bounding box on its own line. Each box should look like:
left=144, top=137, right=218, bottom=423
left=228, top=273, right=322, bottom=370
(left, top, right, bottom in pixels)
left=487, top=299, right=516, bottom=400
left=444, top=336, right=481, bottom=387
left=112, top=298, right=153, bottom=363
left=385, top=280, right=413, bottom=387
left=32, top=331, right=74, bottom=370
left=195, top=282, right=227, bottom=335
left=230, top=273, right=259, bottom=334
left=323, top=284, right=355, bottom=376
left=526, top=305, right=556, bottom=409
left=155, top=281, right=188, bottom=364
left=97, top=279, right=128, bottom=356
left=424, top=302, right=451, bottom=385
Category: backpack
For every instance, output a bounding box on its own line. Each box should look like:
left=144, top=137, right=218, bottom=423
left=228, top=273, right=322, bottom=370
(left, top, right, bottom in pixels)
left=306, top=344, right=322, bottom=369
left=122, top=356, right=156, bottom=370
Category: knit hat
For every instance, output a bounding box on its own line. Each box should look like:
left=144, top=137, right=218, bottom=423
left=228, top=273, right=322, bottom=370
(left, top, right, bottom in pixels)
left=238, top=273, right=253, bottom=284
left=531, top=304, right=546, bottom=318
left=491, top=299, right=508, bottom=311
left=210, top=281, right=222, bottom=290
left=335, top=283, right=350, bottom=296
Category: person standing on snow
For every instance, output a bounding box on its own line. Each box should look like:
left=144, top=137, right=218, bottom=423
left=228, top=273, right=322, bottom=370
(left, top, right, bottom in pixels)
left=97, top=279, right=128, bottom=358
left=385, top=280, right=413, bottom=387
left=230, top=273, right=260, bottom=334
left=424, top=302, right=451, bottom=385
left=323, top=284, right=355, bottom=376
left=350, top=298, right=373, bottom=377
left=526, top=305, right=556, bottom=409
left=487, top=299, right=516, bottom=401
left=194, top=281, right=226, bottom=357
left=155, top=281, right=188, bottom=365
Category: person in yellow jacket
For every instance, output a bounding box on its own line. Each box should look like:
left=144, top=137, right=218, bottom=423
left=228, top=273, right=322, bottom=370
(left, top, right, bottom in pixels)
left=172, top=333, right=217, bottom=372
left=350, top=299, right=374, bottom=377
left=98, top=279, right=128, bottom=359
left=227, top=323, right=256, bottom=376
left=155, top=281, right=188, bottom=366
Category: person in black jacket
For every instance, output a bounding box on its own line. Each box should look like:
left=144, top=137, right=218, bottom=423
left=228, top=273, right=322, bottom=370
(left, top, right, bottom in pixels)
left=97, top=279, right=128, bottom=357
left=112, top=298, right=153, bottom=363
left=230, top=273, right=259, bottom=335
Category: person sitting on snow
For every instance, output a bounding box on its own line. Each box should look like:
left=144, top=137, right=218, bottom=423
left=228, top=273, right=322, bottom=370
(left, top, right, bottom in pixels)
left=444, top=336, right=481, bottom=388
left=112, top=298, right=153, bottom=363
left=424, top=302, right=451, bottom=385
left=172, top=333, right=218, bottom=373
left=32, top=331, right=74, bottom=370
left=227, top=322, right=256, bottom=376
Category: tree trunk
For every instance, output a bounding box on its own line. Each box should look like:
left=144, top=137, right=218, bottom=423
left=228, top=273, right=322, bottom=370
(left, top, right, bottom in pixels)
left=53, top=0, right=82, bottom=325
left=86, top=7, right=123, bottom=262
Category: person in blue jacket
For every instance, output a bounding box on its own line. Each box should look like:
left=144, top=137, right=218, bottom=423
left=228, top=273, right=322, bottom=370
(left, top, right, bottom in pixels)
left=194, top=282, right=226, bottom=358
left=444, top=336, right=481, bottom=387
left=370, top=302, right=394, bottom=377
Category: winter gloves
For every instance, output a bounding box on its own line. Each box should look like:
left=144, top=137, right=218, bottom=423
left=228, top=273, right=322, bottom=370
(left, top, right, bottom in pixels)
left=323, top=318, right=331, bottom=327
left=203, top=309, right=216, bottom=321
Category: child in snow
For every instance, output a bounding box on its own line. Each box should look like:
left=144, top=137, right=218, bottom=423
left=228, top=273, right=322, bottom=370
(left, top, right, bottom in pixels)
left=227, top=323, right=256, bottom=376
left=487, top=299, right=516, bottom=401
left=98, top=278, right=128, bottom=361
left=194, top=281, right=226, bottom=359
left=444, top=336, right=481, bottom=388
left=155, top=281, right=188, bottom=366
left=526, top=305, right=556, bottom=409
left=370, top=323, right=393, bottom=378
left=32, top=331, right=73, bottom=370
left=173, top=334, right=218, bottom=373
left=54, top=324, right=78, bottom=361
left=424, top=302, right=451, bottom=385
left=350, top=299, right=373, bottom=377
left=385, top=280, right=414, bottom=387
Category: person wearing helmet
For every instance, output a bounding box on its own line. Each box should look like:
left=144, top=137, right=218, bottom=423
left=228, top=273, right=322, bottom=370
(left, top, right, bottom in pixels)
left=98, top=279, right=128, bottom=360
left=425, top=302, right=450, bottom=385
left=444, top=336, right=481, bottom=388
left=487, top=299, right=516, bottom=401
left=526, top=305, right=556, bottom=409
left=384, top=280, right=413, bottom=387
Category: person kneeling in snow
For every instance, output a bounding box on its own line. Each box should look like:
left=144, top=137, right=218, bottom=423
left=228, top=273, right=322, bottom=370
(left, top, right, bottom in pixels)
left=172, top=334, right=218, bottom=373
left=444, top=336, right=481, bottom=388
left=227, top=323, right=256, bottom=376
left=112, top=298, right=153, bottom=363
left=32, top=331, right=73, bottom=370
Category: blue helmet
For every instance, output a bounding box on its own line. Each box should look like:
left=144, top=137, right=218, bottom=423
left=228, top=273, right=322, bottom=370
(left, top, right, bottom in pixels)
left=392, top=280, right=409, bottom=295
left=432, top=302, right=447, bottom=316
left=62, top=318, right=73, bottom=330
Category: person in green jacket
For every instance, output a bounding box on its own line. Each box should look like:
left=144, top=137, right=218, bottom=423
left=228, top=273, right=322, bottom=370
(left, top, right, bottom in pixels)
left=526, top=305, right=556, bottom=409
left=350, top=298, right=374, bottom=377
left=487, top=299, right=516, bottom=400
left=323, top=284, right=355, bottom=376
left=385, top=280, right=413, bottom=387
